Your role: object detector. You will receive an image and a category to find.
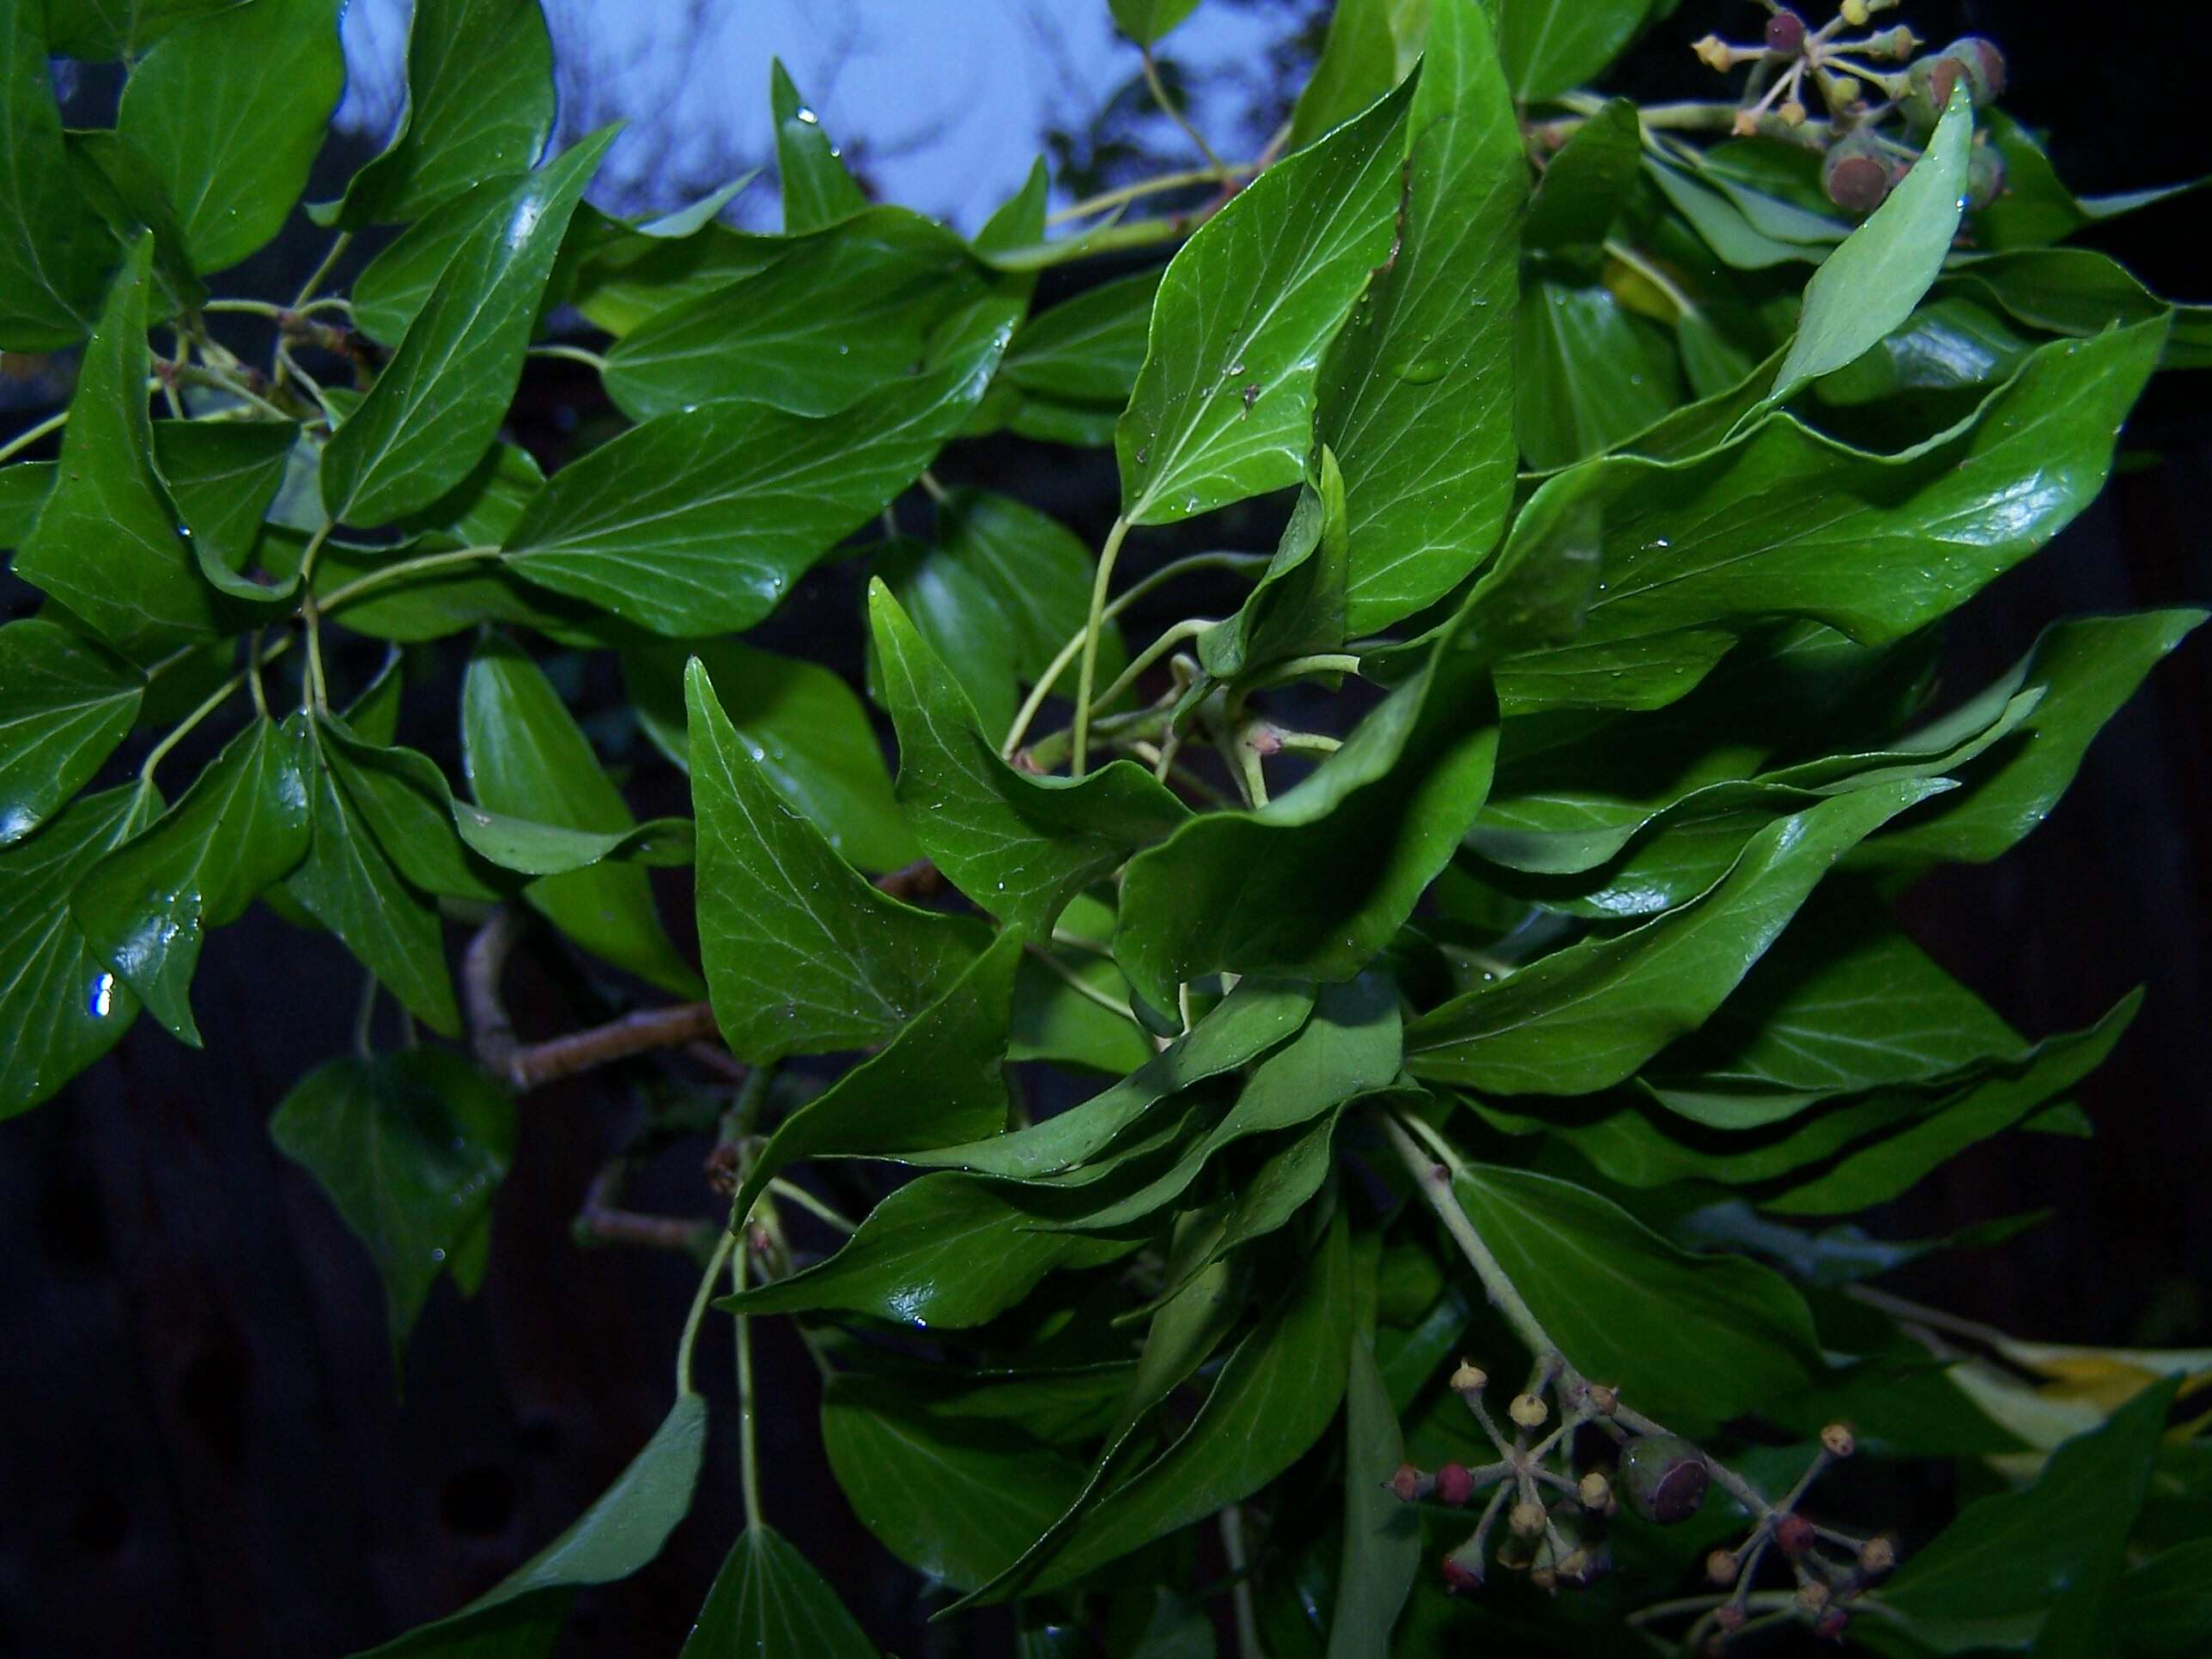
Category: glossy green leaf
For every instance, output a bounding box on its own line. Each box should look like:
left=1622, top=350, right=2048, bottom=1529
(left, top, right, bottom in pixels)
left=1496, top=323, right=2166, bottom=712
left=679, top=1525, right=877, bottom=1659
left=871, top=582, right=1185, bottom=935
left=625, top=637, right=915, bottom=873
left=13, top=240, right=226, bottom=653
left=1814, top=296, right=2033, bottom=407
left=319, top=0, right=554, bottom=228
left=1525, top=97, right=1639, bottom=252
left=349, top=179, right=526, bottom=348
left=287, top=720, right=460, bottom=1035
left=1852, top=611, right=2207, bottom=868
left=1450, top=1164, right=1823, bottom=1421
left=1199, top=447, right=1348, bottom=680
left=1117, top=80, right=1411, bottom=525
left=1942, top=247, right=2207, bottom=367
left=0, top=619, right=143, bottom=846
left=501, top=296, right=1015, bottom=635
left=1109, top=0, right=1202, bottom=46
left=1322, top=0, right=1524, bottom=632
left=112, top=0, right=343, bottom=274
left=1407, top=781, right=1945, bottom=1093
left=1011, top=939, right=1151, bottom=1076
left=1325, top=1337, right=1420, bottom=1659
left=1973, top=110, right=2203, bottom=253
left=1881, top=1378, right=2178, bottom=1652
left=876, top=487, right=1122, bottom=738
left=352, top=1593, right=570, bottom=1659
left=0, top=460, right=53, bottom=546
left=1287, top=0, right=1397, bottom=153
left=771, top=60, right=868, bottom=233
left=1493, top=0, right=1648, bottom=101
left=307, top=717, right=505, bottom=902
left=153, top=419, right=299, bottom=580
left=62, top=125, right=207, bottom=319
left=1515, top=278, right=1681, bottom=472
left=46, top=0, right=242, bottom=58
left=0, top=787, right=152, bottom=1120
left=605, top=209, right=987, bottom=422
left=1765, top=994, right=2139, bottom=1215
left=1002, top=269, right=1161, bottom=405
left=1027, top=1210, right=1353, bottom=1590
left=567, top=216, right=783, bottom=338
left=687, top=659, right=986, bottom=1064
left=730, top=932, right=1022, bottom=1226
left=1768, top=91, right=1972, bottom=404
left=368, top=1394, right=710, bottom=1652
left=2114, top=1539, right=2212, bottom=1656
left=322, top=131, right=614, bottom=527
left=267, top=1047, right=514, bottom=1347
left=461, top=635, right=700, bottom=995
left=0, top=0, right=116, bottom=347
left=822, top=1375, right=1089, bottom=1590
left=74, top=716, right=313, bottom=1044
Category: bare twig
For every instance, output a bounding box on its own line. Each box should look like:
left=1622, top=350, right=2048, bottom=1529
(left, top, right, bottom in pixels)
left=579, top=1159, right=714, bottom=1252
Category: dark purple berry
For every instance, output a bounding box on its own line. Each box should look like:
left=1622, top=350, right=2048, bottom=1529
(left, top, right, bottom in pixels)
left=1823, top=134, right=1894, bottom=216
left=1765, top=9, right=1807, bottom=54
left=1774, top=1511, right=1818, bottom=1556
left=1435, top=1462, right=1476, bottom=1506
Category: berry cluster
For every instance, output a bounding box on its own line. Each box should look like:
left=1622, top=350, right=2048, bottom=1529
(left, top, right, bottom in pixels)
left=1392, top=1358, right=1898, bottom=1648
left=1693, top=1, right=2009, bottom=217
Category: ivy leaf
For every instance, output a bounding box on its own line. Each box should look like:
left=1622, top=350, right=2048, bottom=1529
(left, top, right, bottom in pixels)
left=1449, top=1164, right=1824, bottom=1422
left=1942, top=247, right=2209, bottom=368
left=0, top=0, right=117, bottom=347
left=771, top=60, right=868, bottom=232
left=501, top=295, right=1016, bottom=635
left=112, top=0, right=343, bottom=274
left=287, top=720, right=461, bottom=1036
left=1813, top=296, right=2033, bottom=407
left=73, top=717, right=313, bottom=1045
left=687, top=659, right=987, bottom=1064
left=1853, top=611, right=2208, bottom=868
left=1405, top=781, right=1948, bottom=1095
left=1200, top=446, right=1350, bottom=680
left=1002, top=269, right=1161, bottom=406
left=822, top=1376, right=1090, bottom=1591
left=625, top=637, right=916, bottom=874
left=14, top=238, right=227, bottom=653
left=1767, top=90, right=1972, bottom=405
left=360, top=1394, right=709, bottom=1654
left=1498, top=324, right=2166, bottom=712
left=730, top=932, right=1024, bottom=1227
left=1286, top=0, right=1397, bottom=153
left=349, top=179, right=530, bottom=348
left=1109, top=0, right=1203, bottom=46
left=0, top=619, right=143, bottom=847
left=1880, top=1377, right=2179, bottom=1653
left=1322, top=0, right=1525, bottom=633
left=267, top=1047, right=514, bottom=1350
left=1493, top=0, right=1650, bottom=101
left=1972, top=110, right=2204, bottom=253
left=46, top=0, right=240, bottom=58
left=1514, top=278, right=1682, bottom=472
left=1325, top=1338, right=1421, bottom=1659
left=461, top=635, right=702, bottom=997
left=1525, top=98, right=1641, bottom=252
left=604, top=209, right=989, bottom=422
left=0, top=787, right=154, bottom=1121
left=154, top=419, right=299, bottom=579
left=0, top=460, right=53, bottom=546
left=679, top=1526, right=877, bottom=1659
left=1117, top=79, right=1411, bottom=526
left=318, top=0, right=555, bottom=228
left=322, top=130, right=615, bottom=528
left=2113, top=1539, right=2212, bottom=1656
left=871, top=582, right=1186, bottom=936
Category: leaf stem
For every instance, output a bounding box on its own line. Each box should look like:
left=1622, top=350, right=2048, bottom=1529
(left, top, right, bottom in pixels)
left=291, top=231, right=353, bottom=310
left=1604, top=239, right=1705, bottom=325
left=1047, top=162, right=1255, bottom=226
left=1380, top=1110, right=1553, bottom=1357
left=1141, top=47, right=1229, bottom=179
left=1090, top=616, right=1213, bottom=715
left=675, top=1216, right=740, bottom=1397
left=1071, top=516, right=1132, bottom=776
left=296, top=524, right=334, bottom=712
left=1024, top=941, right=1140, bottom=1026
left=201, top=297, right=286, bottom=319
left=0, top=408, right=67, bottom=465
left=766, top=1177, right=856, bottom=1234
left=1218, top=1506, right=1262, bottom=1658
left=732, top=1242, right=762, bottom=1525
left=314, top=544, right=504, bottom=614
left=137, top=668, right=244, bottom=786
left=528, top=343, right=608, bottom=372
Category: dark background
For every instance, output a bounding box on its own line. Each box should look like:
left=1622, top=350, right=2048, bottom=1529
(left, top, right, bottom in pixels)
left=2, top=3, right=2207, bottom=1655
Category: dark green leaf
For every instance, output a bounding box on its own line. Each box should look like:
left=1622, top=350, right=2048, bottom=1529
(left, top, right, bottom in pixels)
left=461, top=635, right=701, bottom=995
left=1118, top=81, right=1411, bottom=525
left=1515, top=277, right=1681, bottom=472
left=63, top=125, right=207, bottom=318
left=687, top=659, right=986, bottom=1063
left=1450, top=1163, right=1823, bottom=1421
left=626, top=637, right=915, bottom=873
left=771, top=60, right=868, bottom=232
left=1109, top=0, right=1202, bottom=47
left=871, top=582, right=1185, bottom=935
left=1287, top=0, right=1397, bottom=153
left=1199, top=447, right=1349, bottom=680
left=1493, top=0, right=1648, bottom=101
left=1814, top=296, right=2033, bottom=406
left=1407, top=781, right=1946, bottom=1093
left=74, top=716, right=313, bottom=1044
left=1944, top=247, right=2207, bottom=367
left=349, top=1592, right=570, bottom=1659
left=1973, top=111, right=2203, bottom=253
left=112, top=0, right=343, bottom=274
left=349, top=179, right=526, bottom=348
left=312, top=716, right=505, bottom=901
left=1525, top=98, right=1639, bottom=252
left=288, top=721, right=460, bottom=1035
left=501, top=297, right=1016, bottom=635
left=822, top=1375, right=1089, bottom=1590
left=1322, top=0, right=1524, bottom=632
left=319, top=0, right=554, bottom=228
left=1881, top=1378, right=2178, bottom=1653
left=13, top=239, right=225, bottom=653
left=153, top=419, right=299, bottom=578
left=0, top=459, right=54, bottom=546
left=1769, top=91, right=1972, bottom=404
left=731, top=933, right=1023, bottom=1226
left=1325, top=1338, right=1420, bottom=1659
left=0, top=0, right=116, bottom=347
left=322, top=131, right=614, bottom=527
left=1004, top=269, right=1161, bottom=405
left=0, top=619, right=143, bottom=846
left=0, top=787, right=152, bottom=1120
left=267, top=1047, right=514, bottom=1347
left=46, top=0, right=240, bottom=58
left=2114, top=1539, right=2212, bottom=1656
left=1647, top=161, right=1817, bottom=272
left=605, top=209, right=987, bottom=422
left=679, top=1526, right=877, bottom=1659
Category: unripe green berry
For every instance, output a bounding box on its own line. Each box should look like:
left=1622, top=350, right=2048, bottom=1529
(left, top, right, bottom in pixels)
left=1389, top=1462, right=1429, bottom=1503
left=1620, top=1435, right=1710, bottom=1524
left=1823, top=132, right=1894, bottom=216
left=1945, top=36, right=2008, bottom=104
left=1814, top=1607, right=1850, bottom=1641
left=1441, top=1546, right=1484, bottom=1593
left=1966, top=143, right=2008, bottom=210
left=1451, top=1359, right=1488, bottom=1393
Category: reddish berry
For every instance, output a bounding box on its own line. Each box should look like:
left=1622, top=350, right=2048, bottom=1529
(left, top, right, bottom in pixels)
left=1441, top=1553, right=1483, bottom=1593
left=1765, top=9, right=1807, bottom=54
left=1814, top=1607, right=1851, bottom=1641
left=1774, top=1512, right=1818, bottom=1557
left=1435, top=1462, right=1477, bottom=1506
